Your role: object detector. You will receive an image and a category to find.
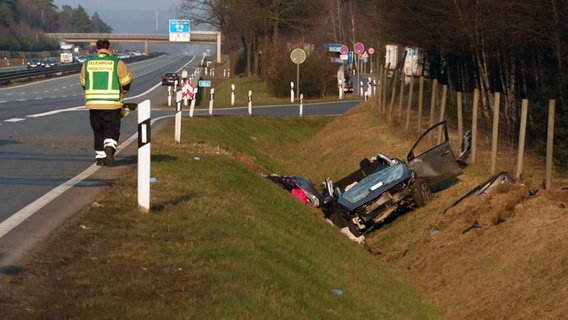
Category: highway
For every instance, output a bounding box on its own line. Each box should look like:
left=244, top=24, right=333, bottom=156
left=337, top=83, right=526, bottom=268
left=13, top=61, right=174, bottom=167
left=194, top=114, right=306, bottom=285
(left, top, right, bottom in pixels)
left=0, top=53, right=361, bottom=271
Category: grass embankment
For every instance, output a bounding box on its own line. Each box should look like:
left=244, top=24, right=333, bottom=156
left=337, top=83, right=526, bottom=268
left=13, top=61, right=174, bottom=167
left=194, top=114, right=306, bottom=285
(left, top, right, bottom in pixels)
left=0, top=116, right=439, bottom=319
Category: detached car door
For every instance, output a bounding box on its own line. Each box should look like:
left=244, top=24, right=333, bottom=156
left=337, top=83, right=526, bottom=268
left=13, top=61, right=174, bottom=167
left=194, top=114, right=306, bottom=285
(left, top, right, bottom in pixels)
left=406, top=121, right=463, bottom=187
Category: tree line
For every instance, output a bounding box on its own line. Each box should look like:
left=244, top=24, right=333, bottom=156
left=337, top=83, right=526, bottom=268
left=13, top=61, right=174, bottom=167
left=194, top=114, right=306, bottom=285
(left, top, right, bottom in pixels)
left=0, top=0, right=112, bottom=52
left=178, top=0, right=568, bottom=167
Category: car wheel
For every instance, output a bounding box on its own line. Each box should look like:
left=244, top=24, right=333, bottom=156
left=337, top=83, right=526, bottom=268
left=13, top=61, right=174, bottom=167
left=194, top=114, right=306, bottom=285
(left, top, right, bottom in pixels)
left=411, top=179, right=432, bottom=207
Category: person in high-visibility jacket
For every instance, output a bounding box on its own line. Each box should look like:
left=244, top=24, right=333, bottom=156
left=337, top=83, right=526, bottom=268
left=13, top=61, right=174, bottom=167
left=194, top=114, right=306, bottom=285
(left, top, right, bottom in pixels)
left=80, top=39, right=132, bottom=166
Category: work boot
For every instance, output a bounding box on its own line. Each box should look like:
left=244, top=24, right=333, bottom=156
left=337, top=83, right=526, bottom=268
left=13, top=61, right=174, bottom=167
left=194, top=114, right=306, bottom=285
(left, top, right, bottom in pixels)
left=103, top=146, right=115, bottom=167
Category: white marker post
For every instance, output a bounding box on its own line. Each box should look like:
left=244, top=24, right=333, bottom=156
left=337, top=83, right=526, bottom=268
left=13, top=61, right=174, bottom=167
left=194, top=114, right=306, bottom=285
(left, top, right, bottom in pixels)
left=231, top=84, right=235, bottom=106
left=137, top=100, right=151, bottom=212
left=299, top=93, right=304, bottom=117
left=189, top=88, right=197, bottom=117
left=167, top=86, right=172, bottom=107
left=208, top=88, right=215, bottom=116
left=290, top=82, right=295, bottom=103
left=175, top=91, right=182, bottom=143
left=248, top=90, right=253, bottom=116
left=339, top=80, right=344, bottom=100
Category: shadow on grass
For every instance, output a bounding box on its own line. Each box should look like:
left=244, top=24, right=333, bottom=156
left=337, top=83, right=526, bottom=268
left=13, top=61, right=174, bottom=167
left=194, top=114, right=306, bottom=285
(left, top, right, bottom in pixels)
left=151, top=154, right=178, bottom=163
left=0, top=265, right=22, bottom=276
left=151, top=194, right=195, bottom=212
left=0, top=253, right=23, bottom=276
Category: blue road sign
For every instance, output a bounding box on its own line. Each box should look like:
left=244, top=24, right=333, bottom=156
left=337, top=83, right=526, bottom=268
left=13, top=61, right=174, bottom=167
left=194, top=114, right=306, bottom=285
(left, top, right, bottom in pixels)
left=169, top=19, right=190, bottom=42
left=198, top=80, right=211, bottom=87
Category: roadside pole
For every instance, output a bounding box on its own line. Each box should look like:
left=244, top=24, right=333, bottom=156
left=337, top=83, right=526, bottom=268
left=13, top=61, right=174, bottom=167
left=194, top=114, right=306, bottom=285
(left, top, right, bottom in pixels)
left=175, top=91, right=182, bottom=143
left=137, top=100, right=151, bottom=212
left=189, top=88, right=197, bottom=117
left=167, top=86, right=172, bottom=107
left=299, top=93, right=304, bottom=117
left=290, top=82, right=295, bottom=103
left=208, top=88, right=215, bottom=116
left=248, top=90, right=253, bottom=116
left=231, top=84, right=236, bottom=106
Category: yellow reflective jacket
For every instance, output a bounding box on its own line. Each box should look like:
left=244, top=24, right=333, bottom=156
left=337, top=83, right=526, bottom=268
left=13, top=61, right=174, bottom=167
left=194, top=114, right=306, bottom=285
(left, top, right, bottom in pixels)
left=80, top=49, right=132, bottom=110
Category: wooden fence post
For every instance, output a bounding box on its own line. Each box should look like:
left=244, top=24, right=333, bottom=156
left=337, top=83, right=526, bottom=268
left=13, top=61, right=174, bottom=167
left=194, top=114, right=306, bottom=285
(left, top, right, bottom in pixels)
left=429, top=79, right=438, bottom=131
left=491, top=92, right=501, bottom=175
left=545, top=99, right=556, bottom=189
left=471, top=89, right=480, bottom=164
left=405, top=76, right=415, bottom=130
left=417, top=76, right=424, bottom=133
left=457, top=91, right=463, bottom=147
left=398, top=75, right=405, bottom=119
left=437, top=84, right=448, bottom=144
left=389, top=70, right=398, bottom=117
left=516, top=99, right=529, bottom=178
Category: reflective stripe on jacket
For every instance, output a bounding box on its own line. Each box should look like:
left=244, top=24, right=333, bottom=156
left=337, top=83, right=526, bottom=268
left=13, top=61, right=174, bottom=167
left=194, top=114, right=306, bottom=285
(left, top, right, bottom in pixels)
left=84, top=55, right=123, bottom=108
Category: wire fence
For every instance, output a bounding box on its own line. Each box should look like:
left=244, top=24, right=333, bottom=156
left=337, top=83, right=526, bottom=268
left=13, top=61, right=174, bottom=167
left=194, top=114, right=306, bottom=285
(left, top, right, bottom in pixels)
left=370, top=68, right=567, bottom=189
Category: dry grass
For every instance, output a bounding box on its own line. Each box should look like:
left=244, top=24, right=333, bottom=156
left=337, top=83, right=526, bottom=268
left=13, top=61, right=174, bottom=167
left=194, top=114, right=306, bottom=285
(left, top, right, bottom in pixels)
left=1, top=92, right=566, bottom=319
left=288, top=97, right=568, bottom=319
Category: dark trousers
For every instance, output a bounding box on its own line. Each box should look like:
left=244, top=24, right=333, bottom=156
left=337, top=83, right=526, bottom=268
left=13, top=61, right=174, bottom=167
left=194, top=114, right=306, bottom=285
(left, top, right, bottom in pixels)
left=89, top=109, right=121, bottom=151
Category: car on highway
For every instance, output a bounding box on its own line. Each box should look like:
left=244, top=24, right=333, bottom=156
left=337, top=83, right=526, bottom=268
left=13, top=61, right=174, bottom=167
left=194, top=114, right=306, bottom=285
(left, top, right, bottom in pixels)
left=27, top=58, right=42, bottom=69
left=41, top=57, right=58, bottom=68
left=161, top=72, right=180, bottom=86
left=321, top=121, right=470, bottom=236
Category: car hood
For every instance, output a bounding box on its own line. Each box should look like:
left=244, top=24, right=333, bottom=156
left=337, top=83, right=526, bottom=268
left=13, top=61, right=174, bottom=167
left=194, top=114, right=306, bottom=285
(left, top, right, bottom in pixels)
left=338, top=163, right=411, bottom=210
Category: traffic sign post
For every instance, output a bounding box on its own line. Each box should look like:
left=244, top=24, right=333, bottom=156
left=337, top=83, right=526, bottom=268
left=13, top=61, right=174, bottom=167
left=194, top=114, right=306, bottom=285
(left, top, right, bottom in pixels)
left=290, top=48, right=306, bottom=100
left=368, top=47, right=375, bottom=73
left=353, top=42, right=365, bottom=96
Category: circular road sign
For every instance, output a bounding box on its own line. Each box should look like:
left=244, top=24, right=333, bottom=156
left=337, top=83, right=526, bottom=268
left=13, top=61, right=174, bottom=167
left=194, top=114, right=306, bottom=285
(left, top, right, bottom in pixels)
left=368, top=47, right=375, bottom=55
left=353, top=41, right=365, bottom=55
left=290, top=48, right=307, bottom=64
left=339, top=45, right=349, bottom=55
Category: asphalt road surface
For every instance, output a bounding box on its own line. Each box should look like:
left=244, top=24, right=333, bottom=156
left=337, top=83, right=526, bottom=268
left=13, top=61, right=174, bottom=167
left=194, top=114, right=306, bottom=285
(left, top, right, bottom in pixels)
left=0, top=53, right=361, bottom=273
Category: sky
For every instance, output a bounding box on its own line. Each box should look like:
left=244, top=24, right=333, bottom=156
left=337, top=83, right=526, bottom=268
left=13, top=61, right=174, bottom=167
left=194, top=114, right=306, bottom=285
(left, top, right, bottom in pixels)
left=53, top=0, right=184, bottom=33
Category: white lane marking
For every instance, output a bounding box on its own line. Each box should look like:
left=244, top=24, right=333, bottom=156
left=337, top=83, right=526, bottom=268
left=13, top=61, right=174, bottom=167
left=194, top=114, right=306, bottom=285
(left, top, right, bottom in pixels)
left=26, top=106, right=85, bottom=118
left=0, top=114, right=172, bottom=239
left=0, top=165, right=100, bottom=239
left=5, top=118, right=26, bottom=122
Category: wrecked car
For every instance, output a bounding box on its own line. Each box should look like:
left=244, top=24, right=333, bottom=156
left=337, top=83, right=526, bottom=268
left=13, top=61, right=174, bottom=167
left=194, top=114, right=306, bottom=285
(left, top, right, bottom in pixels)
left=321, top=121, right=470, bottom=235
left=266, top=174, right=323, bottom=207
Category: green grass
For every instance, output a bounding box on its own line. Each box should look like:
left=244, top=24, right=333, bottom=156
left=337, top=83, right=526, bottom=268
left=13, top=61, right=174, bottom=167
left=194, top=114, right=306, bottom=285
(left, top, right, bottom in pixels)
left=0, top=116, right=440, bottom=319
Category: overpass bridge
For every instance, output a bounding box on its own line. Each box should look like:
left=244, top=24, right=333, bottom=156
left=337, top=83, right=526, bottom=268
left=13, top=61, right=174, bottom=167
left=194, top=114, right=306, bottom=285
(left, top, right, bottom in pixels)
left=45, top=31, right=222, bottom=63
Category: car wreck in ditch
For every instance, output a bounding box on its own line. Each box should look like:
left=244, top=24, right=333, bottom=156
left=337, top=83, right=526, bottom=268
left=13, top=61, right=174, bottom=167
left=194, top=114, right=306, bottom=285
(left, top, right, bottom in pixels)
left=321, top=121, right=471, bottom=236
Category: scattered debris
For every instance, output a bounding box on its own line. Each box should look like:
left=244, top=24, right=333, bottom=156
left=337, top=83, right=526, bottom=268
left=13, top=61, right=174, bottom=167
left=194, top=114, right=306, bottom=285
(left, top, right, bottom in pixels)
left=331, top=288, right=344, bottom=296
left=340, top=227, right=365, bottom=244
left=266, top=174, right=322, bottom=207
left=443, top=172, right=514, bottom=214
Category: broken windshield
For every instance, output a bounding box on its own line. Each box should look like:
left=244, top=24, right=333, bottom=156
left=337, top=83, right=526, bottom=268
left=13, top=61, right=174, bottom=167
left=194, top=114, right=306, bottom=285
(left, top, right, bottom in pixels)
left=341, top=164, right=406, bottom=203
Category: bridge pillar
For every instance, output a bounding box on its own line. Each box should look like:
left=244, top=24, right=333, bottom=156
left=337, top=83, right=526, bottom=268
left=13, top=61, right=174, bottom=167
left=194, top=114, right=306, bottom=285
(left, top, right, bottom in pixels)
left=144, top=40, right=149, bottom=55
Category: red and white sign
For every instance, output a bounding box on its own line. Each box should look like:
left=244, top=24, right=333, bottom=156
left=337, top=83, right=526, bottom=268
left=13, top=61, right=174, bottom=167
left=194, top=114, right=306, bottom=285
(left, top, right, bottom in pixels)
left=353, top=41, right=365, bottom=55
left=368, top=47, right=375, bottom=55
left=182, top=81, right=194, bottom=99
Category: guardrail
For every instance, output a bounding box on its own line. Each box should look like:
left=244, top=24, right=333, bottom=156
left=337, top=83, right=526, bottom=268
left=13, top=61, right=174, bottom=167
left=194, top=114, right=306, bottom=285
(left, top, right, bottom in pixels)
left=0, top=63, right=81, bottom=85
left=0, top=54, right=159, bottom=86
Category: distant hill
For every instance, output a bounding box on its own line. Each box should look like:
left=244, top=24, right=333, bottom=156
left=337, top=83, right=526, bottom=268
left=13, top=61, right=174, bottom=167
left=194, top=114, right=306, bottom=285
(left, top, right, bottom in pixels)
left=0, top=1, right=112, bottom=52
